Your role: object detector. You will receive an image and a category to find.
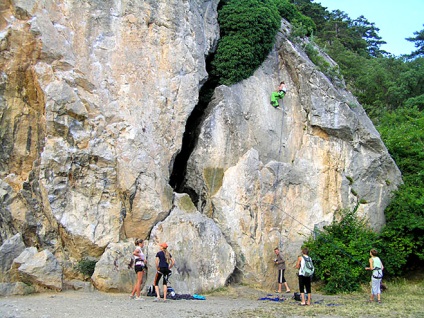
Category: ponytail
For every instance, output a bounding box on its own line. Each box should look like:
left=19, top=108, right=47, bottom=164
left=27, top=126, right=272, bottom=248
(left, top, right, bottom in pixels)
left=164, top=249, right=172, bottom=265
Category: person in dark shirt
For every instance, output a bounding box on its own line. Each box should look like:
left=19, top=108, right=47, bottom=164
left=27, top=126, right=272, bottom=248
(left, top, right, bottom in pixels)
left=153, top=242, right=175, bottom=302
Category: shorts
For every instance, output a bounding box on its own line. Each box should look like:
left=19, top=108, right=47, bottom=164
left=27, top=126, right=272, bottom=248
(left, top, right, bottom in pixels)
left=278, top=269, right=286, bottom=283
left=135, top=265, right=145, bottom=273
left=154, top=267, right=171, bottom=286
left=298, top=275, right=311, bottom=294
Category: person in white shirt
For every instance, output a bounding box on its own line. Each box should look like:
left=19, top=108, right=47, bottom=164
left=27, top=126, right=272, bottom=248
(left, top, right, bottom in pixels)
left=129, top=238, right=146, bottom=300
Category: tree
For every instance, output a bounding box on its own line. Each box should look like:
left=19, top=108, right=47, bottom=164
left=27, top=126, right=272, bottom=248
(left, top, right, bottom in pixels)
left=352, top=15, right=387, bottom=57
left=406, top=25, right=424, bottom=58
left=289, top=0, right=328, bottom=32
left=377, top=107, right=424, bottom=275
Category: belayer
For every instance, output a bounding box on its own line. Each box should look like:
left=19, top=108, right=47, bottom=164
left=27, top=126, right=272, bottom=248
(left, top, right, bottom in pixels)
left=270, top=81, right=287, bottom=108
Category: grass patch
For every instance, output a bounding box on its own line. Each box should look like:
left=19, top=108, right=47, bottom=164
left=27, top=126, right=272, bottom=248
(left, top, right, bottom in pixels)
left=230, top=276, right=424, bottom=317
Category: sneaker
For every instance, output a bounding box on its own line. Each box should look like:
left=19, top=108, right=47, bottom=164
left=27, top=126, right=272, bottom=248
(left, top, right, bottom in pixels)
left=129, top=295, right=135, bottom=299
left=135, top=297, right=144, bottom=301
left=153, top=298, right=161, bottom=302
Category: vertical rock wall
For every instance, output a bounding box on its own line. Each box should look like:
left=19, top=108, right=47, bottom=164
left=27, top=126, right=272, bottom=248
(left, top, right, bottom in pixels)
left=0, top=2, right=401, bottom=293
left=0, top=0, right=219, bottom=256
left=184, top=22, right=402, bottom=286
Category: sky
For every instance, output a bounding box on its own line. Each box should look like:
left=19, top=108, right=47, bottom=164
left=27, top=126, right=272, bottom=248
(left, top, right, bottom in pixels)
left=315, top=0, right=424, bottom=56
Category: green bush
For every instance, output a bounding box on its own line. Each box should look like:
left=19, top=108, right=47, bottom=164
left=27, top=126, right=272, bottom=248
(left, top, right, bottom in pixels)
left=274, top=0, right=316, bottom=35
left=213, top=0, right=281, bottom=85
left=376, top=106, right=424, bottom=275
left=211, top=0, right=316, bottom=86
left=379, top=185, right=424, bottom=276
left=304, top=43, right=342, bottom=84
left=303, top=209, right=381, bottom=294
left=76, top=258, right=97, bottom=277
left=274, top=0, right=298, bottom=21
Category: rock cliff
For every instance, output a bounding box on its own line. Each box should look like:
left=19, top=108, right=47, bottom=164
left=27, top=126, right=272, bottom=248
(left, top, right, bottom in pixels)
left=0, top=0, right=401, bottom=294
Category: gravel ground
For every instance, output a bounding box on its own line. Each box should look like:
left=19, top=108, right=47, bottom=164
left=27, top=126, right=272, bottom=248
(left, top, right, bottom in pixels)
left=0, top=288, right=285, bottom=318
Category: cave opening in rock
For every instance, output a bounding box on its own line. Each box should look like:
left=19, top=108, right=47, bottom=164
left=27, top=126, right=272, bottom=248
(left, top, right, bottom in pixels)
left=169, top=53, right=218, bottom=207
left=225, top=267, right=243, bottom=286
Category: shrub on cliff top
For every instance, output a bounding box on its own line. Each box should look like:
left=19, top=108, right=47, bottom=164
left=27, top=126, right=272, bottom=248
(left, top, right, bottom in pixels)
left=213, top=0, right=280, bottom=85
left=213, top=0, right=315, bottom=86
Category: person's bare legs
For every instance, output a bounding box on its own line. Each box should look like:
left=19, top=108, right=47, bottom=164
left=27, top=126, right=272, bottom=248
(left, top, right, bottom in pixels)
left=300, top=293, right=306, bottom=305
left=135, top=271, right=144, bottom=297
left=154, top=285, right=161, bottom=301
left=130, top=271, right=142, bottom=298
left=277, top=283, right=282, bottom=293
left=306, top=292, right=311, bottom=305
left=163, top=284, right=168, bottom=301
left=284, top=282, right=290, bottom=292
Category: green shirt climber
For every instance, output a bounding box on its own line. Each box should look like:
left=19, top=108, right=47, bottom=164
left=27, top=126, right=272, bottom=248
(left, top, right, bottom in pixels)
left=270, top=81, right=286, bottom=108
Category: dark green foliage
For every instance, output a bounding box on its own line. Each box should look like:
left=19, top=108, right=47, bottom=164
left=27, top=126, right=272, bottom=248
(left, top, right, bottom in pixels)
left=274, top=0, right=298, bottom=21
left=76, top=258, right=97, bottom=277
left=288, top=0, right=328, bottom=31
left=213, top=0, right=281, bottom=85
left=352, top=15, right=387, bottom=57
left=303, top=209, right=380, bottom=294
left=212, top=0, right=318, bottom=86
left=378, top=107, right=424, bottom=184
left=289, top=0, right=424, bottom=285
left=376, top=107, right=424, bottom=275
left=274, top=0, right=316, bottom=36
left=406, top=24, right=424, bottom=59
left=304, top=43, right=342, bottom=84
left=404, top=94, right=424, bottom=110
left=379, top=185, right=424, bottom=276
left=213, top=35, right=259, bottom=85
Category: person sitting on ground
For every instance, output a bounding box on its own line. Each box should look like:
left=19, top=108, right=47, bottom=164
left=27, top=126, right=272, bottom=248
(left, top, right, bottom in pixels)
left=270, top=81, right=287, bottom=108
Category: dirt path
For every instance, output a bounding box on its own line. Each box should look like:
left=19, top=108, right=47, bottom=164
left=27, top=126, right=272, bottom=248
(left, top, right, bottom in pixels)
left=0, top=287, right=344, bottom=318
left=0, top=290, right=265, bottom=318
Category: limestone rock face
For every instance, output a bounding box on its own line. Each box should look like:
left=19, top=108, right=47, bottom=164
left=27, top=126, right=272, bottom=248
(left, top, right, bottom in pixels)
left=0, top=0, right=219, bottom=253
left=91, top=241, right=135, bottom=292
left=184, top=23, right=402, bottom=285
left=0, top=233, right=25, bottom=274
left=146, top=193, right=236, bottom=294
left=0, top=1, right=401, bottom=293
left=0, top=282, right=36, bottom=296
left=11, top=248, right=63, bottom=290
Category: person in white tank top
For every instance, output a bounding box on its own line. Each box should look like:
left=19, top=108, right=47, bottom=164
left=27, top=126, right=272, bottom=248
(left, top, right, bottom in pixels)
left=130, top=239, right=146, bottom=300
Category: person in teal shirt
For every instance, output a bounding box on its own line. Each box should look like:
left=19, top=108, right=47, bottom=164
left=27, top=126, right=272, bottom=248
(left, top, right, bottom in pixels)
left=270, top=81, right=287, bottom=108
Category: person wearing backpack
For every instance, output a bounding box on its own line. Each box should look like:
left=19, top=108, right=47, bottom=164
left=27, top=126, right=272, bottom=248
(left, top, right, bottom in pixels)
left=365, top=249, right=384, bottom=303
left=153, top=242, right=175, bottom=302
left=129, top=238, right=146, bottom=300
left=295, top=247, right=314, bottom=306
